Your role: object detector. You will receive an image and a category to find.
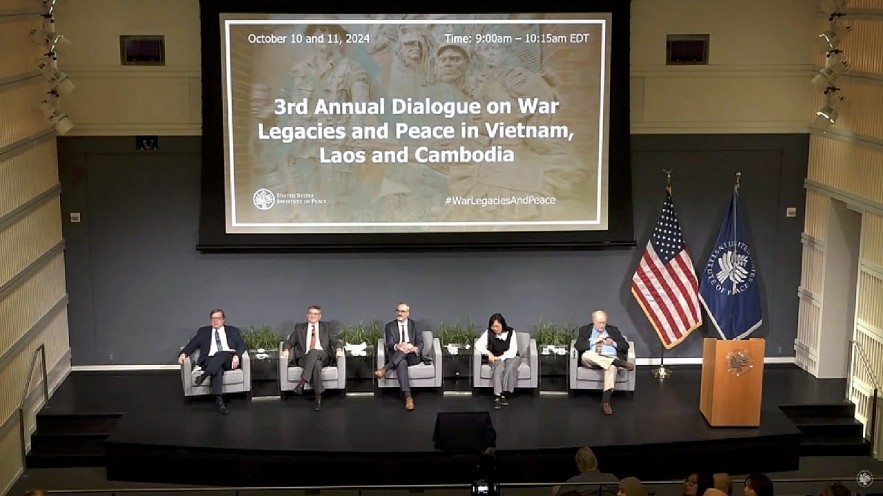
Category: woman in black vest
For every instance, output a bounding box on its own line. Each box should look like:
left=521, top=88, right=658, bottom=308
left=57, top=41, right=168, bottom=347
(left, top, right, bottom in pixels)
left=476, top=313, right=522, bottom=409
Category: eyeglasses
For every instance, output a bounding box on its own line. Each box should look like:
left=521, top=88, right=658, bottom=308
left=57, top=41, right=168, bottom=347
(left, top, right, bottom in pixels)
left=396, top=309, right=409, bottom=313
left=211, top=316, right=224, bottom=320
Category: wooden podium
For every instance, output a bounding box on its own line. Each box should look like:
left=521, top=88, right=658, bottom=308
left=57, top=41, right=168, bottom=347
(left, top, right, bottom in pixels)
left=699, top=338, right=765, bottom=427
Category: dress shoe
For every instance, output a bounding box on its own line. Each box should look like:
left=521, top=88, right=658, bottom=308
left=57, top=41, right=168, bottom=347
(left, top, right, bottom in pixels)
left=493, top=397, right=502, bottom=410
left=313, top=396, right=322, bottom=412
left=601, top=402, right=613, bottom=415
left=194, top=373, right=208, bottom=386
left=293, top=383, right=305, bottom=396
left=613, top=358, right=635, bottom=371
left=405, top=397, right=415, bottom=411
left=500, top=395, right=509, bottom=406
left=374, top=368, right=386, bottom=379
left=216, top=398, right=229, bottom=415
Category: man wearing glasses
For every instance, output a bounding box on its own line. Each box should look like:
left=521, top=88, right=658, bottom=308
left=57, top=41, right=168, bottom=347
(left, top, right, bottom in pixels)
left=178, top=308, right=246, bottom=414
left=375, top=302, right=423, bottom=411
left=282, top=305, right=336, bottom=412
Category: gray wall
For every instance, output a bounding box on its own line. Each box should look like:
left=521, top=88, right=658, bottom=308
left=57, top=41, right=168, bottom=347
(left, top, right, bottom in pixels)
left=58, top=134, right=808, bottom=365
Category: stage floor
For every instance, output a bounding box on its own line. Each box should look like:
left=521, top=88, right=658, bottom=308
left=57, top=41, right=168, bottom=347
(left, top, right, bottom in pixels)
left=40, top=365, right=847, bottom=486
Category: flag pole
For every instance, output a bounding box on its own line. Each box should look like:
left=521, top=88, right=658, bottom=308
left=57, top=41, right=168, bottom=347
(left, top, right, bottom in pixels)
left=652, top=169, right=674, bottom=380
left=651, top=343, right=672, bottom=379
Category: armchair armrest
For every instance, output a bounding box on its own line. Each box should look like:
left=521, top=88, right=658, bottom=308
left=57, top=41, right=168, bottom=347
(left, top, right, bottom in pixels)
left=278, top=341, right=287, bottom=384
left=569, top=339, right=579, bottom=385
left=376, top=338, right=385, bottom=369
left=239, top=350, right=251, bottom=387
left=336, top=348, right=346, bottom=389
left=181, top=350, right=194, bottom=396
left=527, top=338, right=538, bottom=388
left=432, top=337, right=442, bottom=387
left=473, top=339, right=482, bottom=388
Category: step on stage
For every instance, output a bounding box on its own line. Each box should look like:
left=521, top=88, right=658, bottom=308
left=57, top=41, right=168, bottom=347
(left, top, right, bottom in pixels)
left=36, top=365, right=850, bottom=487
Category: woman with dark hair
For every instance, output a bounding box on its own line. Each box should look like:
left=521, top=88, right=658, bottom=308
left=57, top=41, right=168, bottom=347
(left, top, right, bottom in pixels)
left=743, top=474, right=774, bottom=496
left=475, top=313, right=521, bottom=409
left=684, top=473, right=716, bottom=496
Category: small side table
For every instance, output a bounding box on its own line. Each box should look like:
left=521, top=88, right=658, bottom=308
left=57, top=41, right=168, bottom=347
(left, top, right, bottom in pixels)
left=345, top=349, right=376, bottom=394
left=442, top=345, right=473, bottom=393
left=539, top=351, right=569, bottom=392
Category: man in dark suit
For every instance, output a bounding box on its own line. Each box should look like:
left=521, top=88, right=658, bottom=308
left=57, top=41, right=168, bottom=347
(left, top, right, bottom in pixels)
left=374, top=302, right=422, bottom=411
left=178, top=308, right=246, bottom=414
left=282, top=305, right=337, bottom=412
left=574, top=310, right=634, bottom=415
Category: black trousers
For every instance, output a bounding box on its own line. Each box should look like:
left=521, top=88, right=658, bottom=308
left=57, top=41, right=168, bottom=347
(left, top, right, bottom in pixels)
left=202, top=351, right=234, bottom=396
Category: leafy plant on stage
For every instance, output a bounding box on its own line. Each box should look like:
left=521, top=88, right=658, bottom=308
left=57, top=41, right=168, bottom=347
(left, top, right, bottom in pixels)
left=533, top=320, right=577, bottom=346
left=338, top=320, right=384, bottom=347
left=437, top=320, right=477, bottom=347
left=242, top=325, right=284, bottom=352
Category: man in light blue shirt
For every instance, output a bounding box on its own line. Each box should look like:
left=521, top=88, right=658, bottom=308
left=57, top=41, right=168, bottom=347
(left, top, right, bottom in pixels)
left=574, top=310, right=634, bottom=415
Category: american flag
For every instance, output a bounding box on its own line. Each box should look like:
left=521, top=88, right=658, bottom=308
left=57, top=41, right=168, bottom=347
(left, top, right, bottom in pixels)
left=631, top=189, right=702, bottom=349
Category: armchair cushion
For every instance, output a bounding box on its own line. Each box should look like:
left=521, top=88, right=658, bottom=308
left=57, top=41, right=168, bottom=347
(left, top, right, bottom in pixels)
left=569, top=338, right=636, bottom=392
left=473, top=332, right=538, bottom=390
left=377, top=331, right=442, bottom=388
left=181, top=348, right=251, bottom=398
left=278, top=341, right=346, bottom=394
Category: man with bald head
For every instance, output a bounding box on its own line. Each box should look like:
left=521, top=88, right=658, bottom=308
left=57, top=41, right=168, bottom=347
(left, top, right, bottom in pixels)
left=574, top=310, right=634, bottom=415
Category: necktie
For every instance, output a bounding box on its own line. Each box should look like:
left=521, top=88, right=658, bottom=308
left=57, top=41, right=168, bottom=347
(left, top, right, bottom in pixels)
left=401, top=324, right=407, bottom=344
left=309, top=325, right=317, bottom=350
left=214, top=328, right=223, bottom=352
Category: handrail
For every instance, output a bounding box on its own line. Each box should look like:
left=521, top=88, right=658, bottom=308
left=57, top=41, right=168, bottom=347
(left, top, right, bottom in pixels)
left=847, top=339, right=879, bottom=450
left=18, top=344, right=48, bottom=467
left=849, top=339, right=881, bottom=391
left=34, top=476, right=875, bottom=495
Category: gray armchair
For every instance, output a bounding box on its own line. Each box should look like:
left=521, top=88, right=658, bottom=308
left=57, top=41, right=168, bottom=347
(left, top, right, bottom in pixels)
left=376, top=330, right=442, bottom=389
left=278, top=341, right=346, bottom=397
left=473, top=331, right=538, bottom=390
left=568, top=338, right=636, bottom=393
left=181, top=348, right=251, bottom=400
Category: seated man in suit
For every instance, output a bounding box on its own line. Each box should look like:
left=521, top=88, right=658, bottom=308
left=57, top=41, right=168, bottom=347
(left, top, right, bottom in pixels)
left=574, top=310, right=634, bottom=415
left=178, top=308, right=246, bottom=414
left=281, top=305, right=337, bottom=412
left=374, top=302, right=422, bottom=411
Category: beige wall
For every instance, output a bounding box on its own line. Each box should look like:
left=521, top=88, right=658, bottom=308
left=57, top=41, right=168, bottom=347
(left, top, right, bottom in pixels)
left=54, top=0, right=815, bottom=136
left=0, top=1, right=73, bottom=493
left=797, top=8, right=883, bottom=460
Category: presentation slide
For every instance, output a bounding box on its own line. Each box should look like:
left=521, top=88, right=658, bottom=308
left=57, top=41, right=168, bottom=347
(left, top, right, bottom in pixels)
left=220, top=14, right=611, bottom=234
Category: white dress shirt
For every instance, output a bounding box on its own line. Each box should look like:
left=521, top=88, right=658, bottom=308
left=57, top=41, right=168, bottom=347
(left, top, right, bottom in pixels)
left=208, top=326, right=231, bottom=356
left=398, top=320, right=409, bottom=343
left=475, top=330, right=518, bottom=360
left=305, top=323, right=324, bottom=351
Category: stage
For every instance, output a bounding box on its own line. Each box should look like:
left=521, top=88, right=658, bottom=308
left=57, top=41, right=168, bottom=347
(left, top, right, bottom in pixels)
left=31, top=365, right=855, bottom=487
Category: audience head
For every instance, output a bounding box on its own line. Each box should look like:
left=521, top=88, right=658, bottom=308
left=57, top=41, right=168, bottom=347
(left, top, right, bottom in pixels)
left=743, top=473, right=774, bottom=496
left=574, top=446, right=599, bottom=472
left=618, top=477, right=648, bottom=496
left=25, top=491, right=49, bottom=496
left=714, top=473, right=733, bottom=496
left=821, top=482, right=851, bottom=496
left=705, top=489, right=729, bottom=496
left=685, top=473, right=716, bottom=496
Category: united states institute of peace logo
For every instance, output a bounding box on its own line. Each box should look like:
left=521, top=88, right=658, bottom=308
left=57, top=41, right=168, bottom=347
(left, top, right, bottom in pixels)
left=725, top=348, right=753, bottom=376
left=704, top=241, right=757, bottom=296
left=253, top=188, right=275, bottom=210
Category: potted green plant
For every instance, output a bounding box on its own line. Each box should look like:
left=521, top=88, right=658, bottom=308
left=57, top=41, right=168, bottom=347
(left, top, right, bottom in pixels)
left=242, top=325, right=283, bottom=381
left=438, top=320, right=476, bottom=354
left=533, top=320, right=576, bottom=356
left=337, top=320, right=384, bottom=355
